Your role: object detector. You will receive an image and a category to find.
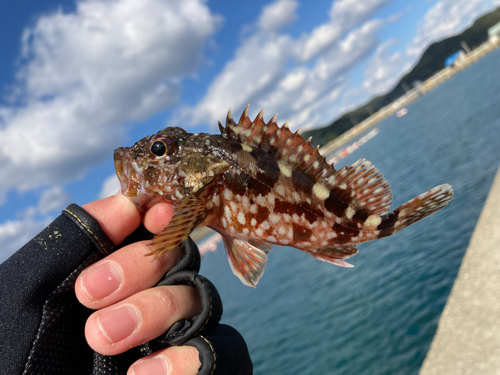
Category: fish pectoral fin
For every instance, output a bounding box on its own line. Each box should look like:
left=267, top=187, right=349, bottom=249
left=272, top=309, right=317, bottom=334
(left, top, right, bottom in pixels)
left=306, top=245, right=359, bottom=268
left=222, top=236, right=272, bottom=287
left=148, top=197, right=208, bottom=260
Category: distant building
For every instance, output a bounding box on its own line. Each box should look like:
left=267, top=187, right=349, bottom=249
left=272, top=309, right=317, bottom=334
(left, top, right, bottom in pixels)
left=489, top=22, right=500, bottom=42
left=444, top=51, right=465, bottom=67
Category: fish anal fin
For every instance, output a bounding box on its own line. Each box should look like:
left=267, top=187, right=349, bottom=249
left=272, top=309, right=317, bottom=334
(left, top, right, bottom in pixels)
left=222, top=236, right=272, bottom=287
left=148, top=197, right=208, bottom=260
left=306, top=245, right=359, bottom=268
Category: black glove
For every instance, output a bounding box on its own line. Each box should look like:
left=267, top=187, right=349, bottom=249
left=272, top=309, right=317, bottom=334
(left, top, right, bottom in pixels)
left=0, top=203, right=252, bottom=374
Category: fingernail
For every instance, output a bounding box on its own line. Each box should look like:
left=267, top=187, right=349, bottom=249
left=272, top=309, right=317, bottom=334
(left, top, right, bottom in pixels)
left=97, top=305, right=140, bottom=343
left=131, top=356, right=169, bottom=375
left=81, top=262, right=122, bottom=300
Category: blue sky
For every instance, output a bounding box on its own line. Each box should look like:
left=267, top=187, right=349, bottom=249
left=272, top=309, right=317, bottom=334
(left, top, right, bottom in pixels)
left=1, top=0, right=499, bottom=260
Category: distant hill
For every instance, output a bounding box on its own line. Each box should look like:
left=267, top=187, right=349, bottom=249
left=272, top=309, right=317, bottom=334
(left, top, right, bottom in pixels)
left=303, top=6, right=500, bottom=147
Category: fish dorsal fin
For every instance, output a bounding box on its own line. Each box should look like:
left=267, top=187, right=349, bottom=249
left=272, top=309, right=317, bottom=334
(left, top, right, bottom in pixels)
left=325, top=159, right=393, bottom=226
left=221, top=105, right=336, bottom=182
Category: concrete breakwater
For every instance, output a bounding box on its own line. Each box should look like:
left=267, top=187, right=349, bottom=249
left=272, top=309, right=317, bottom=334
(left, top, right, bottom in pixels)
left=420, top=165, right=500, bottom=373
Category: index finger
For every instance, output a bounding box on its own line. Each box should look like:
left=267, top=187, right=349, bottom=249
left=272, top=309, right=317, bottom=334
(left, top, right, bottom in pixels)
left=82, top=194, right=175, bottom=244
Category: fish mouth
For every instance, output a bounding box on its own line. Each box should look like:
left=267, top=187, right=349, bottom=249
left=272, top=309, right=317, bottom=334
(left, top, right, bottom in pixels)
left=114, top=146, right=164, bottom=212
left=114, top=147, right=139, bottom=198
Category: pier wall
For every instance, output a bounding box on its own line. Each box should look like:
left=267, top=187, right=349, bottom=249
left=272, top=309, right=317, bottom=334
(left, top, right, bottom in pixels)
left=420, top=165, right=500, bottom=373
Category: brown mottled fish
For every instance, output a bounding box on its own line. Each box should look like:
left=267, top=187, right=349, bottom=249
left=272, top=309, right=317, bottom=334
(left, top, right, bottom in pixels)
left=114, top=106, right=453, bottom=287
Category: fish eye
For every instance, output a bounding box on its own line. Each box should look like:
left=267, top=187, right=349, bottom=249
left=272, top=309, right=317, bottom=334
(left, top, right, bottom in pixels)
left=150, top=141, right=167, bottom=156
left=149, top=137, right=176, bottom=157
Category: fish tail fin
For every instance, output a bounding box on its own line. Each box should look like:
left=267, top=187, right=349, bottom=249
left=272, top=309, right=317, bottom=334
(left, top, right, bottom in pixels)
left=371, top=184, right=453, bottom=237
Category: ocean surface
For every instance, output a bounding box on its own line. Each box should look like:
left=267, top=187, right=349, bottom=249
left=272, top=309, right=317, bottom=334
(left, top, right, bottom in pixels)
left=199, top=47, right=500, bottom=374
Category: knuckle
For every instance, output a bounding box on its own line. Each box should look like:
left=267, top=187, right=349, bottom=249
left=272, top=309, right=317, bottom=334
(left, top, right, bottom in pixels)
left=153, top=286, right=182, bottom=314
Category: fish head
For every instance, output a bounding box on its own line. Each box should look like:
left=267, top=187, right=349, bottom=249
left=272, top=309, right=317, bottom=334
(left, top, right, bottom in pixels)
left=114, top=126, right=229, bottom=211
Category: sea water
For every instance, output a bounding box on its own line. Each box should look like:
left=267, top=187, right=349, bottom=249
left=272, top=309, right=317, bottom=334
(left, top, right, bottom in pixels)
left=199, top=47, right=500, bottom=374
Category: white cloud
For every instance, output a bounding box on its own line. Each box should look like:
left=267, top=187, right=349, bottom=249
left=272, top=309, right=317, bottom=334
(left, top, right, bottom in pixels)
left=297, top=0, right=390, bottom=63
left=0, top=0, right=222, bottom=203
left=407, top=0, right=500, bottom=57
left=363, top=38, right=409, bottom=95
left=329, top=0, right=391, bottom=33
left=99, top=174, right=121, bottom=199
left=38, top=186, right=71, bottom=214
left=0, top=185, right=70, bottom=263
left=173, top=0, right=386, bottom=131
left=258, top=0, right=299, bottom=33
left=174, top=31, right=295, bottom=128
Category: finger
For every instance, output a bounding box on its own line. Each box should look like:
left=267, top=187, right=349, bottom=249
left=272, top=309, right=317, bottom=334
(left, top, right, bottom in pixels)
left=85, top=285, right=202, bottom=356
left=128, top=346, right=201, bottom=375
left=82, top=194, right=142, bottom=245
left=75, top=240, right=182, bottom=309
left=143, top=201, right=175, bottom=234
left=82, top=194, right=175, bottom=245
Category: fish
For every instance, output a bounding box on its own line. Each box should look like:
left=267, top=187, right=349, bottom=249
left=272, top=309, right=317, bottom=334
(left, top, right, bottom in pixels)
left=114, top=106, right=453, bottom=287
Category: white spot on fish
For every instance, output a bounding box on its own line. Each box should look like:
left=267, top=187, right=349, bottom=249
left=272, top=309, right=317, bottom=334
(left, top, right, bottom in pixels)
left=275, top=185, right=285, bottom=196
left=224, top=206, right=232, bottom=219
left=242, top=195, right=250, bottom=208
left=327, top=232, right=338, bottom=239
left=345, top=207, right=356, bottom=219
left=313, top=182, right=330, bottom=199
left=267, top=193, right=275, bottom=205
left=266, top=235, right=277, bottom=242
left=242, top=144, right=253, bottom=152
left=260, top=221, right=270, bottom=230
left=251, top=218, right=257, bottom=226
left=365, top=215, right=382, bottom=228
left=269, top=213, right=280, bottom=224
left=256, top=195, right=267, bottom=206
left=230, top=201, right=238, bottom=212
left=278, top=161, right=292, bottom=177
left=223, top=188, right=233, bottom=201
left=237, top=212, right=246, bottom=225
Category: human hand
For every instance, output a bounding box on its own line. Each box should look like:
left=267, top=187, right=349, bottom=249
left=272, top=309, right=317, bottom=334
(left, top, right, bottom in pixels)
left=76, top=194, right=202, bottom=374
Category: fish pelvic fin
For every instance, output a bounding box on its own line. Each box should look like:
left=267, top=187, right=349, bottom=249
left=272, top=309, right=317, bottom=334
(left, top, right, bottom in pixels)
left=222, top=236, right=272, bottom=287
left=148, top=197, right=208, bottom=260
left=370, top=183, right=453, bottom=237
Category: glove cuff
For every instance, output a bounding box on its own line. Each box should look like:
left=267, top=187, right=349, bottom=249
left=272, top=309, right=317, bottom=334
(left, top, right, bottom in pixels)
left=185, top=324, right=253, bottom=375
left=62, top=203, right=115, bottom=256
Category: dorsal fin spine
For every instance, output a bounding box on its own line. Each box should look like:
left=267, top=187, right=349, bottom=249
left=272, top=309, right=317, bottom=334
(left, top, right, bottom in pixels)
left=218, top=120, right=225, bottom=135
left=256, top=108, right=265, bottom=121
left=223, top=106, right=336, bottom=184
